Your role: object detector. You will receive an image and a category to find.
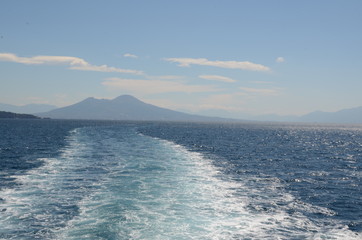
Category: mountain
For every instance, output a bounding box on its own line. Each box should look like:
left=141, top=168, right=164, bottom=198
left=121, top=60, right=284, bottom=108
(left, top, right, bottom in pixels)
left=299, top=106, right=362, bottom=124
left=37, top=95, right=230, bottom=122
left=23, top=95, right=362, bottom=123
left=253, top=106, right=362, bottom=124
left=243, top=113, right=297, bottom=122
left=0, top=111, right=40, bottom=119
left=0, top=103, right=57, bottom=114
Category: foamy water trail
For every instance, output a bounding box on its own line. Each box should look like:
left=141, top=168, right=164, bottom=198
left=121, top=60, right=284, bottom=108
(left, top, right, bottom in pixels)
left=57, top=138, right=250, bottom=240
left=0, top=129, right=100, bottom=239
left=0, top=125, right=360, bottom=239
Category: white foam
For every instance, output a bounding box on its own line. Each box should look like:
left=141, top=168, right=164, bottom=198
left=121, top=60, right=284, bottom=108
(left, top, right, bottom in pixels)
left=0, top=128, right=97, bottom=239
left=56, top=132, right=361, bottom=239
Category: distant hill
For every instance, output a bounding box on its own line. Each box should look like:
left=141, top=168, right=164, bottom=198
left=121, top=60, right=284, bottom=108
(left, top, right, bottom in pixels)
left=0, top=103, right=57, bottom=114
left=37, top=95, right=230, bottom=122
left=24, top=94, right=362, bottom=123
left=252, top=106, right=362, bottom=124
left=299, top=106, right=362, bottom=124
left=0, top=111, right=40, bottom=119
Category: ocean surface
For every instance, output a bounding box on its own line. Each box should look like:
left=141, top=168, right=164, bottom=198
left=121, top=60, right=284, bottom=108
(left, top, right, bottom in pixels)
left=0, top=119, right=361, bottom=240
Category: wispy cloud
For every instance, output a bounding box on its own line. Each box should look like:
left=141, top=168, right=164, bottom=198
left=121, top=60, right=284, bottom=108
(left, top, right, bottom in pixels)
left=276, top=57, right=285, bottom=63
left=144, top=93, right=245, bottom=114
left=147, top=75, right=184, bottom=80
left=0, top=53, right=143, bottom=75
left=165, top=57, right=270, bottom=71
left=123, top=53, right=138, bottom=58
left=160, top=93, right=247, bottom=113
left=102, top=77, right=220, bottom=94
left=251, top=80, right=274, bottom=84
left=199, top=93, right=246, bottom=111
left=26, top=96, right=51, bottom=105
left=239, top=87, right=279, bottom=96
left=199, top=75, right=236, bottom=83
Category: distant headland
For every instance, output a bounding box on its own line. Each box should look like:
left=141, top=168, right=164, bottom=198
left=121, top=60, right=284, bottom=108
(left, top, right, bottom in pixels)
left=0, top=111, right=41, bottom=119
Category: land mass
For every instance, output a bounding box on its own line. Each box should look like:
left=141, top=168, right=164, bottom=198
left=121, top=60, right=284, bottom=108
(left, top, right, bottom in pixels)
left=0, top=111, right=41, bottom=119
left=298, top=106, right=362, bottom=124
left=255, top=106, right=362, bottom=124
left=0, top=103, right=57, bottom=114
left=36, top=95, right=233, bottom=122
left=3, top=95, right=361, bottom=123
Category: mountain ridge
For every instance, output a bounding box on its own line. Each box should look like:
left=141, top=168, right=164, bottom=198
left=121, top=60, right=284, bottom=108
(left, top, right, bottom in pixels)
left=299, top=106, right=362, bottom=124
left=36, top=95, right=232, bottom=122
left=6, top=95, right=362, bottom=123
left=0, top=103, right=57, bottom=114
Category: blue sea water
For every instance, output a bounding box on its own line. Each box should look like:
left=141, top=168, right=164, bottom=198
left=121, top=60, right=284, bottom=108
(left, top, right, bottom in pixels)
left=0, top=119, right=361, bottom=239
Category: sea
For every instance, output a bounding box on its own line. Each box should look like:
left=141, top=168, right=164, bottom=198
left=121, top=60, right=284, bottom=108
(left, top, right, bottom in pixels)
left=0, top=119, right=361, bottom=240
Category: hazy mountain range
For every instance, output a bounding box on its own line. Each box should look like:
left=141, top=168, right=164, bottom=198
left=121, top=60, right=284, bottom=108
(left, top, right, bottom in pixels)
left=35, top=95, right=228, bottom=122
left=1, top=95, right=362, bottom=123
left=299, top=107, right=362, bottom=124
left=0, top=103, right=57, bottom=114
left=252, top=107, right=362, bottom=124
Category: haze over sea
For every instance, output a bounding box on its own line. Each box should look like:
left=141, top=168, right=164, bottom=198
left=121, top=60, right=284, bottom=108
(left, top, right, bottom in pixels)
left=0, top=119, right=361, bottom=239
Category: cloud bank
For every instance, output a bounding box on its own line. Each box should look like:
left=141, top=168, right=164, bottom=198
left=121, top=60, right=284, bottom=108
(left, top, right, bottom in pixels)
left=165, top=57, right=270, bottom=71
left=0, top=53, right=143, bottom=75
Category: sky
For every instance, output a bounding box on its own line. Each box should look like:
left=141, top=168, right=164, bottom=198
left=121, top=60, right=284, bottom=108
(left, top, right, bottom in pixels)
left=1, top=0, right=361, bottom=119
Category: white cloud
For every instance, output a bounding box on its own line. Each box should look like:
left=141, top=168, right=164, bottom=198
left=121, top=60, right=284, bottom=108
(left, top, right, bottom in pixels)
left=165, top=57, right=270, bottom=71
left=239, top=87, right=279, bottom=96
left=102, top=77, right=220, bottom=94
left=70, top=64, right=142, bottom=74
left=0, top=53, right=143, bottom=75
left=123, top=53, right=138, bottom=58
left=199, top=75, right=236, bottom=83
left=276, top=57, right=285, bottom=63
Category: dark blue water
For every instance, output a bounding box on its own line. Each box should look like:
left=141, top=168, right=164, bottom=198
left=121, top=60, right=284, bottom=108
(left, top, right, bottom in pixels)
left=0, top=120, right=81, bottom=189
left=0, top=119, right=361, bottom=239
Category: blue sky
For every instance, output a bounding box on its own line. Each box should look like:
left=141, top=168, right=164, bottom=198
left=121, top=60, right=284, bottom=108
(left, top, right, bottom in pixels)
left=1, top=0, right=361, bottom=118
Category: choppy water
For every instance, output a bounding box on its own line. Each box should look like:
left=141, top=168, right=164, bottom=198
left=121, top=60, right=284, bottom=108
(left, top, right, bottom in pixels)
left=0, top=120, right=361, bottom=239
